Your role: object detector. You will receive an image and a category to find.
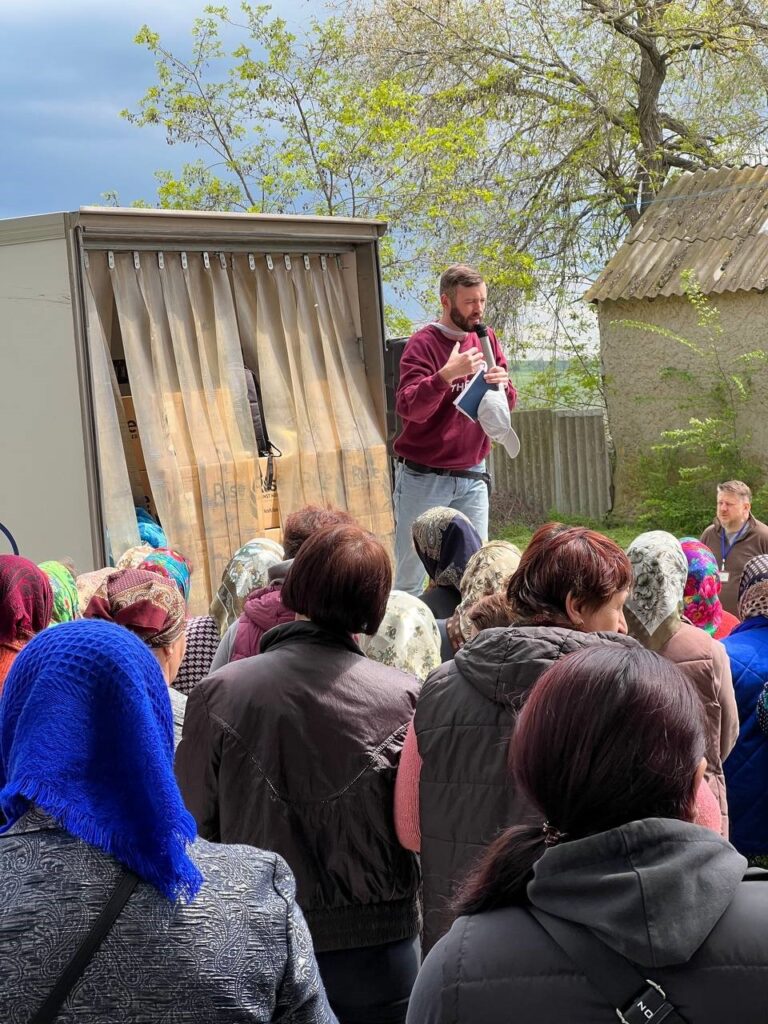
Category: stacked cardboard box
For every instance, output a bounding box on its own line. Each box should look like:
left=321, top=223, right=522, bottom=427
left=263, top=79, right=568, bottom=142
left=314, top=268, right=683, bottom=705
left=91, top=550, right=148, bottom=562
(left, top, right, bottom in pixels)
left=119, top=394, right=282, bottom=610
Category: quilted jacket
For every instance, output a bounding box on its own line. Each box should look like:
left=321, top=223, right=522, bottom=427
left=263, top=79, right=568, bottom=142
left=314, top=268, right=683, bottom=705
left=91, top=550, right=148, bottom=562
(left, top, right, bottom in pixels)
left=722, top=615, right=768, bottom=856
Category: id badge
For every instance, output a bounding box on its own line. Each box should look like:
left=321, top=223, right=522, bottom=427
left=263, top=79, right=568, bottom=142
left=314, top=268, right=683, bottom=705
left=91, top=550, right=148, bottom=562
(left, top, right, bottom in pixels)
left=720, top=571, right=730, bottom=583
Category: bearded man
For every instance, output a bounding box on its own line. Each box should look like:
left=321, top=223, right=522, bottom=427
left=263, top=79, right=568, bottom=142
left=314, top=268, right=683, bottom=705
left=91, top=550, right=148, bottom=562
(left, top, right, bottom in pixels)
left=392, top=265, right=517, bottom=594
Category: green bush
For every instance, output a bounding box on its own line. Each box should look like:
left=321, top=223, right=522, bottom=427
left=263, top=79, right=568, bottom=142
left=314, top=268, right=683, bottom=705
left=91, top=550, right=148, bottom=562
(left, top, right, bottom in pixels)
left=634, top=417, right=764, bottom=536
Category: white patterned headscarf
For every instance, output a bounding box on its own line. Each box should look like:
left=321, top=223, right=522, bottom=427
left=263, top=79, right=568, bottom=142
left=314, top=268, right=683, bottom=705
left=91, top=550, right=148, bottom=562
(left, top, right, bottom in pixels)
left=209, top=537, right=284, bottom=634
left=625, top=531, right=688, bottom=650
left=359, top=590, right=441, bottom=681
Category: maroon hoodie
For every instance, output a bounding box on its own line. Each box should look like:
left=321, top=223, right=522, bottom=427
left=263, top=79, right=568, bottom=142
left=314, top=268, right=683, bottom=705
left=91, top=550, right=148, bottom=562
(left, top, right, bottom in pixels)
left=393, top=324, right=516, bottom=470
left=231, top=566, right=295, bottom=661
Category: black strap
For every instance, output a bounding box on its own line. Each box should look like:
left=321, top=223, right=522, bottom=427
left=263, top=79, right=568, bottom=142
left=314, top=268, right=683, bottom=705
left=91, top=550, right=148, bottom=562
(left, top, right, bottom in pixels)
left=29, top=871, right=139, bottom=1024
left=530, top=908, right=688, bottom=1024
left=0, top=521, right=19, bottom=555
left=397, top=458, right=492, bottom=494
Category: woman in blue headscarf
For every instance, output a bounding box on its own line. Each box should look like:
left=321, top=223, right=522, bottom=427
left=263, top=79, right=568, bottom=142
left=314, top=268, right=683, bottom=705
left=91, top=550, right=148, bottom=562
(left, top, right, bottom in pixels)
left=0, top=619, right=334, bottom=1024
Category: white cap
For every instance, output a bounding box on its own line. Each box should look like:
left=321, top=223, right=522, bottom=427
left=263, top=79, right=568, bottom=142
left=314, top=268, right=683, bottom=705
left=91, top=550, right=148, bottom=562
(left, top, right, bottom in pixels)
left=478, top=389, right=520, bottom=459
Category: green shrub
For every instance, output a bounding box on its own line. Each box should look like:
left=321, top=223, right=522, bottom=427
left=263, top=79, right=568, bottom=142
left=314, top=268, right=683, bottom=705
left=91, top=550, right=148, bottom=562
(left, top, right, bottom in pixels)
left=634, top=417, right=764, bottom=535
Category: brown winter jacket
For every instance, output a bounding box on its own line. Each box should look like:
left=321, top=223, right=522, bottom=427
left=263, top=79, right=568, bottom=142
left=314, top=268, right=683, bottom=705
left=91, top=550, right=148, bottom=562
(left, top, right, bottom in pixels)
left=175, top=619, right=421, bottom=953
left=659, top=621, right=738, bottom=835
left=700, top=515, right=768, bottom=616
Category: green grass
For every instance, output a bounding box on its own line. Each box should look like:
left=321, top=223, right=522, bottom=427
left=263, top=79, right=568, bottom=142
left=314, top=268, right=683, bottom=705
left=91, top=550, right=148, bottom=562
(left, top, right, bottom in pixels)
left=493, top=519, right=640, bottom=552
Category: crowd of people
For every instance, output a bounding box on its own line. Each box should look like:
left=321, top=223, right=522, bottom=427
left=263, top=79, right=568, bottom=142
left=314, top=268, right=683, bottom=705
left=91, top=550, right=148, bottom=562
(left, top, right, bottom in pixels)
left=1, top=481, right=768, bottom=1022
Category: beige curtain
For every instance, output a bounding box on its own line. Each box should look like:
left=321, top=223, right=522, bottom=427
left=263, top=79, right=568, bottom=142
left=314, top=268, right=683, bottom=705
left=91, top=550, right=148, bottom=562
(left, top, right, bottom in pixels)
left=95, top=252, right=264, bottom=614
left=234, top=254, right=394, bottom=553
left=82, top=260, right=141, bottom=563
left=84, top=246, right=393, bottom=613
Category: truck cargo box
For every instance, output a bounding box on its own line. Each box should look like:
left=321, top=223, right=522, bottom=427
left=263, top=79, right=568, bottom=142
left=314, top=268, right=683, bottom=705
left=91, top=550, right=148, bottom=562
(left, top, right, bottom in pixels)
left=0, top=208, right=392, bottom=613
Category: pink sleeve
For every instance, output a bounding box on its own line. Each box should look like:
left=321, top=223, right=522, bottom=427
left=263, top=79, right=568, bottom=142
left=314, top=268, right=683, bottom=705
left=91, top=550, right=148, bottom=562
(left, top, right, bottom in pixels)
left=394, top=719, right=422, bottom=852
left=692, top=777, right=723, bottom=835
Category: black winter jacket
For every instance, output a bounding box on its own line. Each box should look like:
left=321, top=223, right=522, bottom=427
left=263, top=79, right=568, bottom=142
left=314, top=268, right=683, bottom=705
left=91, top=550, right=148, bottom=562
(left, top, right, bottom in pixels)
left=407, top=818, right=768, bottom=1023
left=175, top=619, right=421, bottom=952
left=414, top=625, right=637, bottom=951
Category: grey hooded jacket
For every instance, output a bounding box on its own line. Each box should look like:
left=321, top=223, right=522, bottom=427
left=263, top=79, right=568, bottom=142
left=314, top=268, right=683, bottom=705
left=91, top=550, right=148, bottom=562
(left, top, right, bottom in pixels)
left=407, top=818, right=768, bottom=1023
left=414, top=625, right=638, bottom=951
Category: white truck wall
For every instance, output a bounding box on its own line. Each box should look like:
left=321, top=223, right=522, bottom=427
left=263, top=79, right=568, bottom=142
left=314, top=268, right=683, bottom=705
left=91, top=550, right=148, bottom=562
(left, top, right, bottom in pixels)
left=0, top=226, right=99, bottom=571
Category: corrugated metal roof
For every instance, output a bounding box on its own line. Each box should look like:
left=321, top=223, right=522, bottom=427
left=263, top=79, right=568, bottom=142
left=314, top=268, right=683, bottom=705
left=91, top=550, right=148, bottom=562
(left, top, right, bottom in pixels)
left=584, top=165, right=768, bottom=301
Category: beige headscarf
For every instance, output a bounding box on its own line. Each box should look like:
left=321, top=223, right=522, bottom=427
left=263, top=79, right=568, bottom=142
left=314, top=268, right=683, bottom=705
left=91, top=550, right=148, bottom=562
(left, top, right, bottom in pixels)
left=76, top=567, right=120, bottom=611
left=447, top=540, right=523, bottom=649
left=117, top=544, right=156, bottom=569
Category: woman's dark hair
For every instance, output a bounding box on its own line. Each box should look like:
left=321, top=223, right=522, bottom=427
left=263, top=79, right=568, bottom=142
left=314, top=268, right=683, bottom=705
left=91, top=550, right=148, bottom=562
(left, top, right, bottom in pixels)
left=507, top=522, right=632, bottom=625
left=456, top=644, right=705, bottom=916
left=282, top=523, right=391, bottom=635
left=282, top=505, right=356, bottom=560
left=467, top=593, right=515, bottom=633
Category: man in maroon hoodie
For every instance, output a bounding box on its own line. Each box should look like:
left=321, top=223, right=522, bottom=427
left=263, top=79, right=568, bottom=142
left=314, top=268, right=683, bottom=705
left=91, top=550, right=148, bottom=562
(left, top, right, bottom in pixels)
left=393, top=265, right=517, bottom=594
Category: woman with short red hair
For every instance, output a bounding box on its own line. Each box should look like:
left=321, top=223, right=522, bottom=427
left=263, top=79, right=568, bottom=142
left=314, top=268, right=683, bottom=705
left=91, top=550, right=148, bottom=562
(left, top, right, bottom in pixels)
left=176, top=524, right=421, bottom=1024
left=396, top=524, right=637, bottom=953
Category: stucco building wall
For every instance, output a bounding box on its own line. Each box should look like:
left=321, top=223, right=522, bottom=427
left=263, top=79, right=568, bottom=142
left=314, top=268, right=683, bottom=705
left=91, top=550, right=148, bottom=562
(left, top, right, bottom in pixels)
left=599, top=292, right=768, bottom=514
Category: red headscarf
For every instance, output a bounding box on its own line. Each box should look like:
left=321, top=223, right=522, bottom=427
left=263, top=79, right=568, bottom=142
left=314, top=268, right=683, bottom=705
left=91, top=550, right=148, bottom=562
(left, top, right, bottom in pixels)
left=0, top=555, right=53, bottom=649
left=83, top=569, right=186, bottom=648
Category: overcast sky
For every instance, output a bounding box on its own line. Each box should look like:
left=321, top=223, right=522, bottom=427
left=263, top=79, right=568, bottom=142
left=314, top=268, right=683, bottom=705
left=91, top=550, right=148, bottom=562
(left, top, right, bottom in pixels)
left=0, top=0, right=316, bottom=220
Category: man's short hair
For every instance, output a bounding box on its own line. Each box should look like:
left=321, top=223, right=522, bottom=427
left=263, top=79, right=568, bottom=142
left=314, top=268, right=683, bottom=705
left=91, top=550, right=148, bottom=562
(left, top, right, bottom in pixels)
left=718, top=480, right=752, bottom=502
left=282, top=504, right=356, bottom=560
left=439, top=264, right=484, bottom=301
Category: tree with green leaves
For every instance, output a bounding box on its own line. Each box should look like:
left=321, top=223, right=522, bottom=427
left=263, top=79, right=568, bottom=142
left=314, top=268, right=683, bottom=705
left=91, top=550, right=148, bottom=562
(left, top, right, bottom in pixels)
left=348, top=0, right=768, bottom=278
left=121, top=1, right=768, bottom=397
left=122, top=3, right=536, bottom=335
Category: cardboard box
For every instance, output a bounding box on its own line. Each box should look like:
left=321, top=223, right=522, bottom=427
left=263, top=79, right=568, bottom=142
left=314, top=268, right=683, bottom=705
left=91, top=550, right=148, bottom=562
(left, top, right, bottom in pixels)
left=122, top=396, right=147, bottom=474
left=264, top=527, right=283, bottom=546
left=257, top=455, right=280, bottom=530
left=132, top=469, right=157, bottom=520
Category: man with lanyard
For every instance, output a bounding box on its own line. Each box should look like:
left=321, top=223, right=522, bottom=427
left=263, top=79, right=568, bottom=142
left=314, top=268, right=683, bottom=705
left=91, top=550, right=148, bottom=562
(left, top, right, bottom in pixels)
left=700, top=480, right=768, bottom=616
left=392, top=264, right=516, bottom=595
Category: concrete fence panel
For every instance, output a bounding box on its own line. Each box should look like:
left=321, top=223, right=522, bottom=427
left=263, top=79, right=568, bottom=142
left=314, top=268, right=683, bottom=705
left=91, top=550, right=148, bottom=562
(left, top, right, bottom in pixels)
left=490, top=409, right=611, bottom=520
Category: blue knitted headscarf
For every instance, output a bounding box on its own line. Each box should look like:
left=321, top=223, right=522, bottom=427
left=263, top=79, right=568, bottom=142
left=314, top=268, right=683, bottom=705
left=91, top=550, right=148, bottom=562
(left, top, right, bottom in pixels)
left=0, top=619, right=203, bottom=902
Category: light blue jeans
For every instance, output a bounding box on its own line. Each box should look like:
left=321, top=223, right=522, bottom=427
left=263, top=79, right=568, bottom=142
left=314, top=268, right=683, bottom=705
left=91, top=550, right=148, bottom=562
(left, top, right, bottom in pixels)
left=393, top=461, right=489, bottom=595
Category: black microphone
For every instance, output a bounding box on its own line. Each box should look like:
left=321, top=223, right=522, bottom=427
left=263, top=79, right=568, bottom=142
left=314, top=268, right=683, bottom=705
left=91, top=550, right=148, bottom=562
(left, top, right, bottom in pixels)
left=475, top=323, right=495, bottom=369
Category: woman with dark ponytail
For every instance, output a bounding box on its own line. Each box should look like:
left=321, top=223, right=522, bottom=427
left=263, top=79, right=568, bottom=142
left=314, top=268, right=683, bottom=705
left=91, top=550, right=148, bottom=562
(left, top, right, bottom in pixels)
left=407, top=644, right=768, bottom=1024
left=398, top=523, right=635, bottom=952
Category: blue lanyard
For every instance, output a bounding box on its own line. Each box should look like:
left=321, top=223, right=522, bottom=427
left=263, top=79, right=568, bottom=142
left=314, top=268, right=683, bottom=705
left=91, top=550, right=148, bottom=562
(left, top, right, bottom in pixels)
left=721, top=521, right=749, bottom=568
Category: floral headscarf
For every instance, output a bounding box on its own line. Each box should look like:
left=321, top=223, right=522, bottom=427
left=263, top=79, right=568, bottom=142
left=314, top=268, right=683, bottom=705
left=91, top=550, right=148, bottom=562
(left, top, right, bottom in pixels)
left=412, top=507, right=483, bottom=590
left=738, top=554, right=768, bottom=622
left=209, top=538, right=284, bottom=634
left=359, top=590, right=442, bottom=681
left=84, top=569, right=186, bottom=648
left=0, top=555, right=53, bottom=649
left=38, top=561, right=80, bottom=624
left=76, top=567, right=120, bottom=610
left=117, top=544, right=155, bottom=570
left=446, top=541, right=522, bottom=649
left=625, top=531, right=688, bottom=650
left=679, top=538, right=723, bottom=637
left=137, top=548, right=192, bottom=601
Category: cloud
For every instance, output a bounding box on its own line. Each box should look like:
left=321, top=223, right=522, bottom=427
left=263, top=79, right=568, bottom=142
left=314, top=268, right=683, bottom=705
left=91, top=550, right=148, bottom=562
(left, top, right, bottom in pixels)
left=2, top=0, right=197, bottom=26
